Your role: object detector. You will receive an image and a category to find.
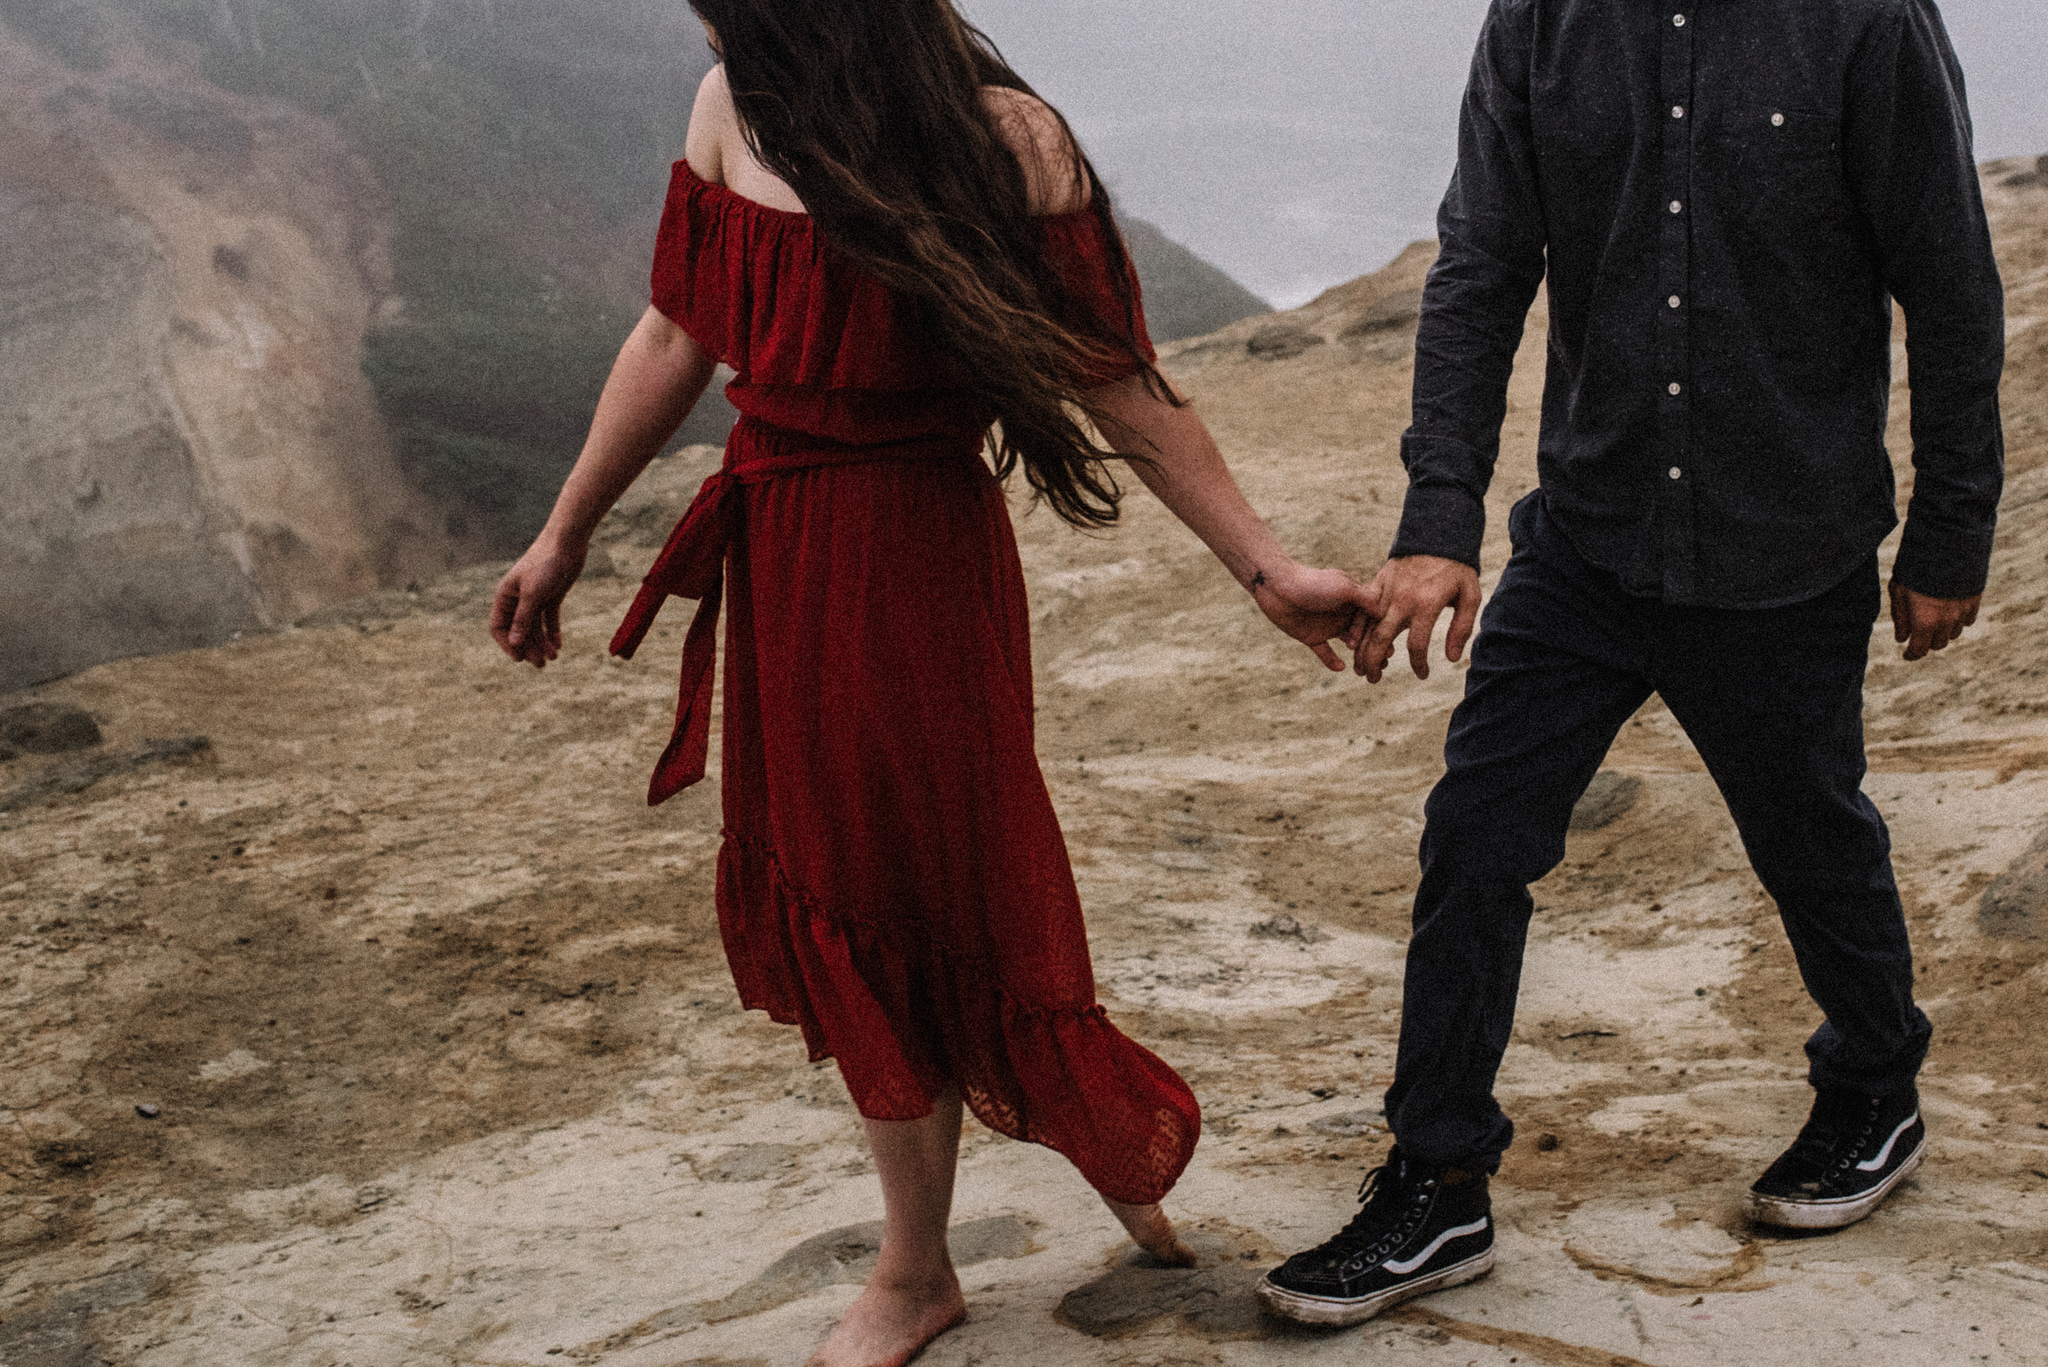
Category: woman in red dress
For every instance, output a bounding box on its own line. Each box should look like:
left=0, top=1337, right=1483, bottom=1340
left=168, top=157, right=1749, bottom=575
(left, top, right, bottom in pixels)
left=491, top=2, right=1376, bottom=1362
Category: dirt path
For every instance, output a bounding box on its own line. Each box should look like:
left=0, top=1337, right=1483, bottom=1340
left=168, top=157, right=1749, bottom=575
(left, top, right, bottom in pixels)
left=2, top=161, right=2046, bottom=1366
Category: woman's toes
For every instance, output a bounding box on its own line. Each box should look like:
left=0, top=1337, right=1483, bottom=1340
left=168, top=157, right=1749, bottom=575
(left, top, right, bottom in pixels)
left=1102, top=1198, right=1201, bottom=1267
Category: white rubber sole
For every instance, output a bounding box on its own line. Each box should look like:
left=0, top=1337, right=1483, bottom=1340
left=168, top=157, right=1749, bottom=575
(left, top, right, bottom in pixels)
left=1256, top=1246, right=1496, bottom=1328
left=1743, top=1135, right=1927, bottom=1230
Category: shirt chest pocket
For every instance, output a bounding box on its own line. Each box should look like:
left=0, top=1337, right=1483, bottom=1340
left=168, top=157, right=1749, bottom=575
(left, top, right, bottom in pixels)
left=1712, top=105, right=1848, bottom=226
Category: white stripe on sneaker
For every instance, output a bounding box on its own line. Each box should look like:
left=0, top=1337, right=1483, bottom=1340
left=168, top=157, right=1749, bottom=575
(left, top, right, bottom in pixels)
left=1856, top=1113, right=1920, bottom=1172
left=1383, top=1217, right=1490, bottom=1275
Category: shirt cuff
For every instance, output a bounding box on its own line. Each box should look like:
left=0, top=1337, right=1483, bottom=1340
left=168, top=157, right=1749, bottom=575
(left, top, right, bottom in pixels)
left=1390, top=482, right=1487, bottom=570
left=1892, top=517, right=1995, bottom=600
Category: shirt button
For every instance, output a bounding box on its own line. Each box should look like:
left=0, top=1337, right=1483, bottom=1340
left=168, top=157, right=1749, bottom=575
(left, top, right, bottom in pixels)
left=1670, top=200, right=1684, bottom=214
left=1673, top=13, right=1686, bottom=26
left=1668, top=295, right=1683, bottom=308
left=1772, top=112, right=1786, bottom=127
left=1672, top=105, right=1686, bottom=119
left=1668, top=382, right=1683, bottom=396
left=1669, top=467, right=1684, bottom=480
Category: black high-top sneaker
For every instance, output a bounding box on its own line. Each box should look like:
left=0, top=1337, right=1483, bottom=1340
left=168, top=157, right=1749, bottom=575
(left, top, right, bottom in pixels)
left=1744, top=1085, right=1926, bottom=1230
left=1257, top=1148, right=1495, bottom=1327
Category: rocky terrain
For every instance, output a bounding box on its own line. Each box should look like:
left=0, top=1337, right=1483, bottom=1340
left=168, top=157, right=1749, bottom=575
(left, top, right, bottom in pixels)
left=1, top=155, right=2046, bottom=1366
left=0, top=25, right=468, bottom=694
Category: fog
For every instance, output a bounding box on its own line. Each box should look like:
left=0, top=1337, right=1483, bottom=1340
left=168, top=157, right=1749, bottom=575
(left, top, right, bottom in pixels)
left=962, top=0, right=2048, bottom=306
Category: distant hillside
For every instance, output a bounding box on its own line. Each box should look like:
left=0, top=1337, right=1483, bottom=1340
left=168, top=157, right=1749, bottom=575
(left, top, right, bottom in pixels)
left=1118, top=215, right=1270, bottom=342
left=0, top=0, right=718, bottom=554
left=1, top=0, right=1267, bottom=608
left=0, top=17, right=481, bottom=693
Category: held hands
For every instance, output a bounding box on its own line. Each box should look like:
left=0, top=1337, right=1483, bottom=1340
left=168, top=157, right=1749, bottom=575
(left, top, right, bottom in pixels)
left=1889, top=579, right=1980, bottom=662
left=1250, top=562, right=1382, bottom=671
left=1354, top=555, right=1482, bottom=683
left=490, top=535, right=590, bottom=669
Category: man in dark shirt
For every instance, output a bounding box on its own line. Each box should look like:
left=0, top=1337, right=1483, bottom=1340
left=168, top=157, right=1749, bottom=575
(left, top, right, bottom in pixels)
left=1258, top=0, right=2004, bottom=1329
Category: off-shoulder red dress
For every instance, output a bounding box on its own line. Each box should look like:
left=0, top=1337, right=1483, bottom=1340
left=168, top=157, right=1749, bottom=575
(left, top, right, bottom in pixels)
left=610, top=163, right=1200, bottom=1204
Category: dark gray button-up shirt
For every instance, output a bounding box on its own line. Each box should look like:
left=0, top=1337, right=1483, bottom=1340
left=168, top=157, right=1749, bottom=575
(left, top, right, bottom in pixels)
left=1392, top=0, right=2005, bottom=607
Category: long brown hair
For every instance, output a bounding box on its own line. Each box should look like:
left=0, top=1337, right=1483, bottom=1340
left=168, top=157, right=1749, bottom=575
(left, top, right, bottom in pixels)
left=687, top=0, right=1171, bottom=528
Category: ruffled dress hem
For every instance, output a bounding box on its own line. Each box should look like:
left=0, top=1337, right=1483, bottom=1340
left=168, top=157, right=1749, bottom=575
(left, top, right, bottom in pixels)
left=716, top=830, right=1200, bottom=1205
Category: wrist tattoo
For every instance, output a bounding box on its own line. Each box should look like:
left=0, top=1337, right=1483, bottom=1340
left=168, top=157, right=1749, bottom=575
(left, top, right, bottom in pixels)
left=1249, top=570, right=1268, bottom=593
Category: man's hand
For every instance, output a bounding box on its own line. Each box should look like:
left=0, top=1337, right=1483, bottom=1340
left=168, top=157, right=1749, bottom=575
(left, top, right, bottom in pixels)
left=1356, top=555, right=1483, bottom=683
left=1889, top=580, right=1981, bottom=661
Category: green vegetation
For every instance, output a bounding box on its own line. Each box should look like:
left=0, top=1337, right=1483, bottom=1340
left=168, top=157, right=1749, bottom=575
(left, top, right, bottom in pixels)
left=337, top=57, right=674, bottom=542
left=356, top=259, right=633, bottom=539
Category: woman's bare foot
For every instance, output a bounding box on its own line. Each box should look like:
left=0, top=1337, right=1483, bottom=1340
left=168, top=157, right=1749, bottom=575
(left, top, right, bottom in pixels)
left=1103, top=1197, right=1200, bottom=1267
left=804, top=1273, right=967, bottom=1367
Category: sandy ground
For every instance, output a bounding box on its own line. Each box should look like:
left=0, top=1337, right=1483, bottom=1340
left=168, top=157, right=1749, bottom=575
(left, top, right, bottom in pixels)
left=3, top=159, right=2047, bottom=1367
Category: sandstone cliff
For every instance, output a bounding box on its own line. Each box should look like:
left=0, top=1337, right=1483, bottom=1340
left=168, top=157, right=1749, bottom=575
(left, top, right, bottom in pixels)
left=0, top=26, right=461, bottom=693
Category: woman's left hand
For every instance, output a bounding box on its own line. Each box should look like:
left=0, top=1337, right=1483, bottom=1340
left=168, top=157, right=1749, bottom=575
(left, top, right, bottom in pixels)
left=490, top=534, right=590, bottom=669
left=1253, top=562, right=1381, bottom=671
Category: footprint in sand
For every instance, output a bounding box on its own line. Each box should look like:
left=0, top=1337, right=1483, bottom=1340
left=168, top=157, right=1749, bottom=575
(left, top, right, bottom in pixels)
left=585, top=1214, right=1038, bottom=1352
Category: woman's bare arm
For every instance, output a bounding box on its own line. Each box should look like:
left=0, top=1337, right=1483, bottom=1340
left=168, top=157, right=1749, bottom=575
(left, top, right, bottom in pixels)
left=983, top=98, right=1374, bottom=667
left=537, top=307, right=714, bottom=545
left=490, top=306, right=718, bottom=668
left=1091, top=375, right=1377, bottom=670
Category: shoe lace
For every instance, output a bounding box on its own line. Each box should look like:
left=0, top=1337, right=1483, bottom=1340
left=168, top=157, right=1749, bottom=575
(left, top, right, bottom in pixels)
left=1787, top=1092, right=1882, bottom=1174
left=1323, top=1162, right=1434, bottom=1262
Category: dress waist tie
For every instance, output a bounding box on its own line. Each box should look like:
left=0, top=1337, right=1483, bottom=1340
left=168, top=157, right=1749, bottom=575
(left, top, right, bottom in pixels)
left=609, top=419, right=983, bottom=805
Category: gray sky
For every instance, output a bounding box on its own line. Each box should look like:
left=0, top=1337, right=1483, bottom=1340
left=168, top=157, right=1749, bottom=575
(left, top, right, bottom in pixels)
left=961, top=0, right=2048, bottom=306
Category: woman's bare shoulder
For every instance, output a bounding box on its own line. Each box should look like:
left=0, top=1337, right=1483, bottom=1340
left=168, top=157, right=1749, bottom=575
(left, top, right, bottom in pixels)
left=683, top=66, right=809, bottom=212
left=983, top=86, right=1089, bottom=215
left=683, top=65, right=734, bottom=180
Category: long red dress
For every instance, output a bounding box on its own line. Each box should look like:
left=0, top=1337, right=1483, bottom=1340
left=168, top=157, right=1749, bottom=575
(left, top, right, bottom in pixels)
left=610, top=163, right=1200, bottom=1205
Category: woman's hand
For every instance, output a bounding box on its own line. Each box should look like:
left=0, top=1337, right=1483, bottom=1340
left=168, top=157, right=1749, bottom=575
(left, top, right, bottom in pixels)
left=1087, top=378, right=1378, bottom=674
left=1252, top=561, right=1380, bottom=671
left=481, top=307, right=717, bottom=671
left=490, top=535, right=590, bottom=669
